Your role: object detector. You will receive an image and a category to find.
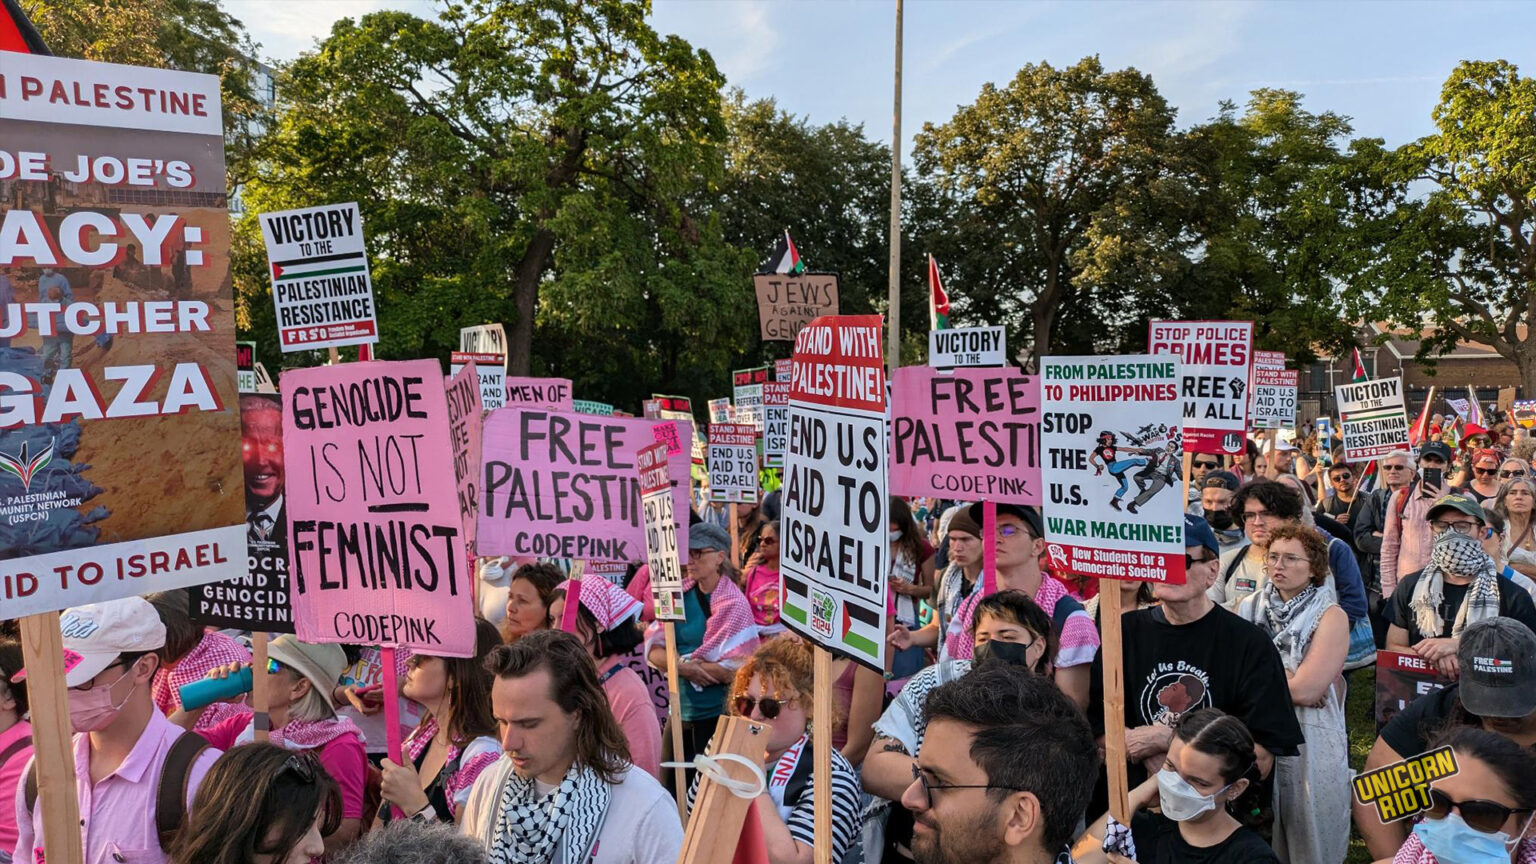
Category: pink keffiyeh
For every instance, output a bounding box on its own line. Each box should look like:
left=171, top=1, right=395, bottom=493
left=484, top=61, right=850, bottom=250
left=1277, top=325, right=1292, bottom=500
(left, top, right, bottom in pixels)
left=405, top=716, right=501, bottom=818
left=152, top=631, right=253, bottom=731
left=560, top=578, right=643, bottom=631
left=645, top=575, right=759, bottom=665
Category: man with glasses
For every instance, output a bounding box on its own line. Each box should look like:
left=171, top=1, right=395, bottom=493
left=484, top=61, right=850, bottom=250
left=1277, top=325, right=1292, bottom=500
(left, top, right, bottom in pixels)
left=1187, top=455, right=1222, bottom=515
left=1386, top=494, right=1536, bottom=662
left=897, top=665, right=1096, bottom=864
left=1355, top=450, right=1417, bottom=648
left=1383, top=441, right=1453, bottom=597
left=12, top=598, right=221, bottom=864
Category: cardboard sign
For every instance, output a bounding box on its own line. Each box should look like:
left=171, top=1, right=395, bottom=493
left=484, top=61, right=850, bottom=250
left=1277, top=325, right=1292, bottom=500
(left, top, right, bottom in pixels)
left=1251, top=366, right=1299, bottom=430
left=1499, top=387, right=1517, bottom=414
left=261, top=202, right=378, bottom=352
left=1148, top=320, right=1253, bottom=455
left=928, top=326, right=1006, bottom=368
left=237, top=342, right=257, bottom=393
left=754, top=273, right=840, bottom=341
left=0, top=52, right=244, bottom=617
left=459, top=324, right=508, bottom=373
left=282, top=360, right=474, bottom=656
left=504, top=376, right=573, bottom=412
left=1039, top=356, right=1186, bottom=584
left=572, top=400, right=614, bottom=416
left=638, top=442, right=684, bottom=620
left=478, top=410, right=692, bottom=563
left=445, top=361, right=484, bottom=558
left=1374, top=649, right=1451, bottom=729
left=763, top=382, right=791, bottom=469
left=1352, top=746, right=1458, bottom=825
left=708, top=424, right=760, bottom=504
left=708, top=398, right=733, bottom=423
left=191, top=392, right=294, bottom=632
left=779, top=315, right=887, bottom=669
left=1337, top=376, right=1410, bottom=462
left=449, top=352, right=505, bottom=410
left=889, top=366, right=1041, bottom=504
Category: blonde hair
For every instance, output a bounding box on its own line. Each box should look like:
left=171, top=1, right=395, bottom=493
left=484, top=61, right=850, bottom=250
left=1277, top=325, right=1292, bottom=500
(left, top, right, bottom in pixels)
left=730, top=636, right=844, bottom=729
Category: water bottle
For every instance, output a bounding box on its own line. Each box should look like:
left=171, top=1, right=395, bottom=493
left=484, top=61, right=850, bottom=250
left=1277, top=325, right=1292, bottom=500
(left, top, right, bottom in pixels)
left=178, top=666, right=254, bottom=711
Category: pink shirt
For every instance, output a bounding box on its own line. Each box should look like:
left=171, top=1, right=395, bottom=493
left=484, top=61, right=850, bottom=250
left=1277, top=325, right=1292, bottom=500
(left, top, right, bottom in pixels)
left=743, top=564, right=782, bottom=628
left=599, top=657, right=662, bottom=781
left=13, top=710, right=220, bottom=864
left=0, top=722, right=32, bottom=857
left=199, top=715, right=368, bottom=820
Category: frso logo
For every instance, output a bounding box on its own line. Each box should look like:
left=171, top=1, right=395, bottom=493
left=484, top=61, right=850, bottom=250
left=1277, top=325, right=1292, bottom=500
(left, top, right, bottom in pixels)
left=810, top=589, right=835, bottom=638
left=0, top=440, right=53, bottom=492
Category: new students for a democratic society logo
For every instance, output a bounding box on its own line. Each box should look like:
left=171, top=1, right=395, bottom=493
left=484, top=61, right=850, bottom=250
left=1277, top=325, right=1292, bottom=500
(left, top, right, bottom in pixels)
left=0, top=440, right=53, bottom=492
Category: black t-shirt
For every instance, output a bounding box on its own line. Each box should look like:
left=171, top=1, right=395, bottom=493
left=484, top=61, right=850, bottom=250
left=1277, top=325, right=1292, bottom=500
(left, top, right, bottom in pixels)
left=1131, top=811, right=1281, bottom=864
left=1380, top=683, right=1465, bottom=758
left=1388, top=571, right=1536, bottom=644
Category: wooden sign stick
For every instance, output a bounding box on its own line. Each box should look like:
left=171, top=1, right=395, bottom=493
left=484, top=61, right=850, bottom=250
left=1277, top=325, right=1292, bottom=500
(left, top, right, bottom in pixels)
left=1100, top=586, right=1131, bottom=824
left=663, top=621, right=688, bottom=822
left=813, top=646, right=834, bottom=864
left=1181, top=451, right=1194, bottom=517
left=251, top=631, right=270, bottom=742
left=19, top=613, right=83, bottom=864
left=730, top=503, right=740, bottom=567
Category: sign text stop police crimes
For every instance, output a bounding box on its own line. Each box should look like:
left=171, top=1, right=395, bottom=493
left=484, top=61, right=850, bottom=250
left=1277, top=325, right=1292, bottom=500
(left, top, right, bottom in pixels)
left=1147, top=320, right=1253, bottom=455
left=780, top=315, right=888, bottom=670
left=1337, top=376, right=1411, bottom=462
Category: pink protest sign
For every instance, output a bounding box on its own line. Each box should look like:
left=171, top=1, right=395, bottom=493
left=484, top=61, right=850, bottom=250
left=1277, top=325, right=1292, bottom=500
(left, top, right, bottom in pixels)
left=889, top=365, right=1042, bottom=505
left=281, top=359, right=475, bottom=657
left=446, top=360, right=484, bottom=557
left=478, top=409, right=692, bottom=564
left=504, top=376, right=574, bottom=412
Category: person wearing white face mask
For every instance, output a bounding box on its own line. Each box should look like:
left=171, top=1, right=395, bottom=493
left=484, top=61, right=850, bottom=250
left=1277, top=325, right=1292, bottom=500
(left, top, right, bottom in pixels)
left=1074, top=708, right=1279, bottom=864
left=11, top=597, right=222, bottom=864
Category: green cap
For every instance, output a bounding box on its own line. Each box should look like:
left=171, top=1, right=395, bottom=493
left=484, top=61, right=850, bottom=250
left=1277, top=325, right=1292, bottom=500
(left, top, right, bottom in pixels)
left=1427, top=493, right=1487, bottom=525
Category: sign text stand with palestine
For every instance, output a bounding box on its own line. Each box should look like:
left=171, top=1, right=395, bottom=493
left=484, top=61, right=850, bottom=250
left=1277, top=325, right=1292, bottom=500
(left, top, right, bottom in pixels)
left=637, top=442, right=689, bottom=818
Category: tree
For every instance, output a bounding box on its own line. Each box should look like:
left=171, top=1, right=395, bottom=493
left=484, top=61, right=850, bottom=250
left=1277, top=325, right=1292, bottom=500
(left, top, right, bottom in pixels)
left=1339, top=60, right=1536, bottom=392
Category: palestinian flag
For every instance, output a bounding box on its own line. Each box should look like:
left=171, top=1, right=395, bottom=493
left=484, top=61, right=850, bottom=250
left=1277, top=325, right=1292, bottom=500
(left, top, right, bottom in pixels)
left=759, top=230, right=805, bottom=276
left=929, top=254, right=951, bottom=330
left=1409, top=386, right=1436, bottom=448
left=1350, top=347, right=1368, bottom=383
left=1, top=0, right=49, bottom=54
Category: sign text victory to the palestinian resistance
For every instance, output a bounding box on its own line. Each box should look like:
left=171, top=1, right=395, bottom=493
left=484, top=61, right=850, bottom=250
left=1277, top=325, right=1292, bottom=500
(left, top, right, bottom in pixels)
left=1337, top=376, right=1410, bottom=462
left=261, top=202, right=378, bottom=352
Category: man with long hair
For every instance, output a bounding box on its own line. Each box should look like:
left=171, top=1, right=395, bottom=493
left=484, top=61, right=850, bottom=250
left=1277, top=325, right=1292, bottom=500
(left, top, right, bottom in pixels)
left=459, top=630, right=682, bottom=864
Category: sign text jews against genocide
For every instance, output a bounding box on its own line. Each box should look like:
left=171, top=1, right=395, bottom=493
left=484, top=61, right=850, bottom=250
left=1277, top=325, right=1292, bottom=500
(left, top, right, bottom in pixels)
left=477, top=410, right=693, bottom=564
left=1147, top=320, right=1253, bottom=456
left=449, top=352, right=506, bottom=410
left=928, top=326, right=1006, bottom=369
left=282, top=360, right=475, bottom=656
left=1039, top=356, right=1186, bottom=585
left=708, top=424, right=760, bottom=504
left=637, top=442, right=684, bottom=620
left=890, top=366, right=1041, bottom=504
left=754, top=272, right=840, bottom=341
left=445, top=361, right=483, bottom=558
left=0, top=53, right=247, bottom=616
left=1337, top=376, right=1410, bottom=462
left=780, top=315, right=888, bottom=669
left=763, top=381, right=790, bottom=468
left=260, top=202, right=378, bottom=352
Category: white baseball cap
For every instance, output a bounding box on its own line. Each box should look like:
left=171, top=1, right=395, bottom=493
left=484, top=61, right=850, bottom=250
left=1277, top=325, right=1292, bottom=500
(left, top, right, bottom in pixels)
left=1274, top=429, right=1299, bottom=452
left=29, top=597, right=168, bottom=687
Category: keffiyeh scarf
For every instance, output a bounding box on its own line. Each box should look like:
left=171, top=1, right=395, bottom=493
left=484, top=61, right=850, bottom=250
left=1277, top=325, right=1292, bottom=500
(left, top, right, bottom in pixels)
left=643, top=575, right=759, bottom=664
left=1240, top=582, right=1333, bottom=670
left=490, top=764, right=611, bottom=864
left=405, top=716, right=501, bottom=819
left=1411, top=531, right=1501, bottom=639
left=237, top=714, right=365, bottom=750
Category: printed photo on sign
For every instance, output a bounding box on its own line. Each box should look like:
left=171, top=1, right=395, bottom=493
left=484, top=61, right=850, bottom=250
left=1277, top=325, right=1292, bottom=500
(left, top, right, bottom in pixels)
left=1336, top=376, right=1410, bottom=462
left=754, top=273, right=840, bottom=341
left=261, top=202, right=378, bottom=352
left=1147, top=320, right=1253, bottom=455
left=890, top=366, right=1040, bottom=504
left=1039, top=355, right=1186, bottom=584
left=0, top=52, right=244, bottom=617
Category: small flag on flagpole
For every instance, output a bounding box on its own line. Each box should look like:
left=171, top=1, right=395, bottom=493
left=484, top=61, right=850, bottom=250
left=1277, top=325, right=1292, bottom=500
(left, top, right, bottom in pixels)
left=758, top=230, right=805, bottom=276
left=929, top=255, right=950, bottom=331
left=1350, top=347, right=1368, bottom=383
left=1, top=0, right=50, bottom=54
left=1410, top=386, right=1436, bottom=448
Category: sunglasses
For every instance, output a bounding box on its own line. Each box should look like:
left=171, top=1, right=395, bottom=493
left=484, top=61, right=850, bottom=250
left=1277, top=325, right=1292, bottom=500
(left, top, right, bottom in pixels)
left=1501, top=470, right=1529, bottom=479
left=266, top=658, right=283, bottom=675
left=1425, top=788, right=1532, bottom=834
left=733, top=694, right=795, bottom=720
left=1185, top=553, right=1216, bottom=568
left=1475, top=467, right=1499, bottom=476
left=281, top=751, right=320, bottom=784
left=1192, top=460, right=1219, bottom=469
left=1330, top=472, right=1352, bottom=481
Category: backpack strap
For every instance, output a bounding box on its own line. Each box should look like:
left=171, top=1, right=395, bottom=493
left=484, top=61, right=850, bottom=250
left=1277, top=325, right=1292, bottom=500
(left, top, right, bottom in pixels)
left=155, top=731, right=210, bottom=846
left=0, top=735, right=31, bottom=771
left=22, top=759, right=37, bottom=815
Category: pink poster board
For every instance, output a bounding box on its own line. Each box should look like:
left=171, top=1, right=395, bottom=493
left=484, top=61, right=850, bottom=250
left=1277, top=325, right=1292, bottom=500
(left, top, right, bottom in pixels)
left=504, top=376, right=574, bottom=412
left=889, top=365, right=1042, bottom=505
left=282, top=359, right=475, bottom=657
left=446, top=360, right=484, bottom=557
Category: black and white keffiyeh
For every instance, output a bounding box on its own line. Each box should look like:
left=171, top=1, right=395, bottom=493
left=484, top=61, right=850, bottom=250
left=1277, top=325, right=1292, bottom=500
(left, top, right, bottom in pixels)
left=489, top=764, right=610, bottom=864
left=1411, top=531, right=1501, bottom=639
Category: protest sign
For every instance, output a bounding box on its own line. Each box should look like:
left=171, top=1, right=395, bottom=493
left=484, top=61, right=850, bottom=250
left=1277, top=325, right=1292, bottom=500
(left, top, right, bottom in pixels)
left=459, top=324, right=508, bottom=373
left=445, top=361, right=483, bottom=558
left=1512, top=400, right=1536, bottom=430
left=779, top=315, right=887, bottom=669
left=1039, top=356, right=1186, bottom=584
left=282, top=359, right=474, bottom=656
left=652, top=421, right=684, bottom=456
left=587, top=560, right=629, bottom=586
left=708, top=398, right=733, bottom=423
left=261, top=202, right=378, bottom=352
left=1337, top=376, right=1410, bottom=462
left=1374, top=649, right=1451, bottom=729
left=1148, top=320, right=1252, bottom=455
left=0, top=52, right=245, bottom=617
left=763, top=382, right=791, bottom=468
left=1251, top=366, right=1298, bottom=430
left=478, top=410, right=692, bottom=564
left=191, top=392, right=295, bottom=632
left=449, top=351, right=505, bottom=410
left=754, top=273, right=840, bottom=341
left=573, top=399, right=614, bottom=416
left=889, top=366, right=1041, bottom=503
left=1353, top=746, right=1458, bottom=825
left=638, top=442, right=685, bottom=619
left=733, top=365, right=769, bottom=430
left=237, top=342, right=257, bottom=393
left=708, top=424, right=760, bottom=504
left=928, top=326, right=1006, bottom=368
left=1499, top=387, right=1517, bottom=414
left=504, top=376, right=573, bottom=412
left=646, top=394, right=693, bottom=420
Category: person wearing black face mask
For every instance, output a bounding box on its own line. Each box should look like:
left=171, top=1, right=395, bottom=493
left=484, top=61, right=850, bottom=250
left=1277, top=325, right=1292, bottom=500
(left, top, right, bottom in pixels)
left=1200, top=471, right=1244, bottom=553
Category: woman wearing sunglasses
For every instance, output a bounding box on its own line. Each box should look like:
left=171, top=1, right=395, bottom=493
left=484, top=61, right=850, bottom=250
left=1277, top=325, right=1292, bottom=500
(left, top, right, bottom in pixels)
left=1495, top=477, right=1536, bottom=582
left=742, top=520, right=786, bottom=636
left=1393, top=727, right=1536, bottom=864
left=689, top=637, right=861, bottom=864
left=171, top=743, right=339, bottom=864
left=1235, top=525, right=1350, bottom=864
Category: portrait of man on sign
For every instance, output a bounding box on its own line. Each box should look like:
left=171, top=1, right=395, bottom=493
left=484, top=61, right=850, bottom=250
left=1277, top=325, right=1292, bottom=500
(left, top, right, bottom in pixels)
left=241, top=393, right=286, bottom=544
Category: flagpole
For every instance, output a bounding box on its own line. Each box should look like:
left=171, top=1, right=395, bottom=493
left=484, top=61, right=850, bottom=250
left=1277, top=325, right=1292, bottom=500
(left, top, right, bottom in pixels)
left=886, top=0, right=903, bottom=372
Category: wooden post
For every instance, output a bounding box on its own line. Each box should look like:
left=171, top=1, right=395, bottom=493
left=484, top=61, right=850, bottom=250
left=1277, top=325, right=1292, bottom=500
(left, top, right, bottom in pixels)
left=813, top=646, right=834, bottom=864
left=18, top=613, right=83, bottom=864
left=886, top=0, right=904, bottom=371
left=729, top=503, right=741, bottom=568
left=1181, top=451, right=1194, bottom=517
left=677, top=717, right=768, bottom=863
left=251, top=631, right=270, bottom=742
left=982, top=500, right=998, bottom=595
left=1099, top=587, right=1131, bottom=823
left=663, top=621, right=688, bottom=822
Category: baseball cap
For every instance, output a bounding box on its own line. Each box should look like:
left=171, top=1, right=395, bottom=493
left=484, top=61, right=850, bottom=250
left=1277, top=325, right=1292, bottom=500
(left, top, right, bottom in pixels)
left=1274, top=430, right=1298, bottom=452
left=1419, top=441, right=1453, bottom=462
left=20, top=597, right=169, bottom=688
left=967, top=501, right=1044, bottom=538
left=1183, top=515, right=1220, bottom=557
left=688, top=522, right=731, bottom=552
left=1426, top=493, right=1487, bottom=525
left=1458, top=618, right=1536, bottom=718
left=267, top=636, right=347, bottom=709
left=1202, top=470, right=1241, bottom=492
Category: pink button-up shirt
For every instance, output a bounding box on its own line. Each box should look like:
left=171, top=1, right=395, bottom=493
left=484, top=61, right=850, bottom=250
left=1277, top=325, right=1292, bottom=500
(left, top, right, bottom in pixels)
left=13, top=710, right=220, bottom=864
left=0, top=721, right=33, bottom=857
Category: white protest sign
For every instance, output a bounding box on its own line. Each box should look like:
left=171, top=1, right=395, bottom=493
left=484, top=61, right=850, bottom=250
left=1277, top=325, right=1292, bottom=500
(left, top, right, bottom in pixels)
left=708, top=398, right=733, bottom=423
left=780, top=315, right=888, bottom=669
left=260, top=202, right=379, bottom=352
left=1251, top=366, right=1298, bottom=430
left=1039, top=355, right=1186, bottom=584
left=1249, top=350, right=1286, bottom=422
left=763, top=382, right=790, bottom=469
left=708, top=424, right=760, bottom=504
left=459, top=324, right=508, bottom=373
left=449, top=351, right=506, bottom=410
left=638, top=442, right=685, bottom=620
left=928, top=326, right=1006, bottom=368
left=1147, top=320, right=1253, bottom=455
left=733, top=366, right=768, bottom=431
left=1336, top=376, right=1410, bottom=462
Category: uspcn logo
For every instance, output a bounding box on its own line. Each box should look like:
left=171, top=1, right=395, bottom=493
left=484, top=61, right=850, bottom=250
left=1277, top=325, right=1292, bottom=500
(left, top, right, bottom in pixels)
left=0, top=440, right=53, bottom=492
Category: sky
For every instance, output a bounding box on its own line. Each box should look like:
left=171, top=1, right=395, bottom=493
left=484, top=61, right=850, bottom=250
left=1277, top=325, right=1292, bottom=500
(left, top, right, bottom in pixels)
left=225, top=0, right=1536, bottom=151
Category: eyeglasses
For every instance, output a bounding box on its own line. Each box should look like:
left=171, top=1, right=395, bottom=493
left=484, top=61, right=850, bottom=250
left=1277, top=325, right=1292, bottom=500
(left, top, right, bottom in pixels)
left=1239, top=510, right=1275, bottom=524
left=908, top=764, right=1026, bottom=809
left=998, top=525, right=1033, bottom=539
left=1425, top=788, right=1532, bottom=834
left=1382, top=465, right=1409, bottom=471
left=733, top=694, right=797, bottom=720
left=1185, top=553, right=1216, bottom=568
left=71, top=658, right=131, bottom=692
left=760, top=536, right=778, bottom=546
left=281, top=751, right=320, bottom=784
left=1264, top=552, right=1308, bottom=568
left=1430, top=519, right=1480, bottom=536
left=1192, top=460, right=1219, bottom=469
left=1501, top=470, right=1529, bottom=479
